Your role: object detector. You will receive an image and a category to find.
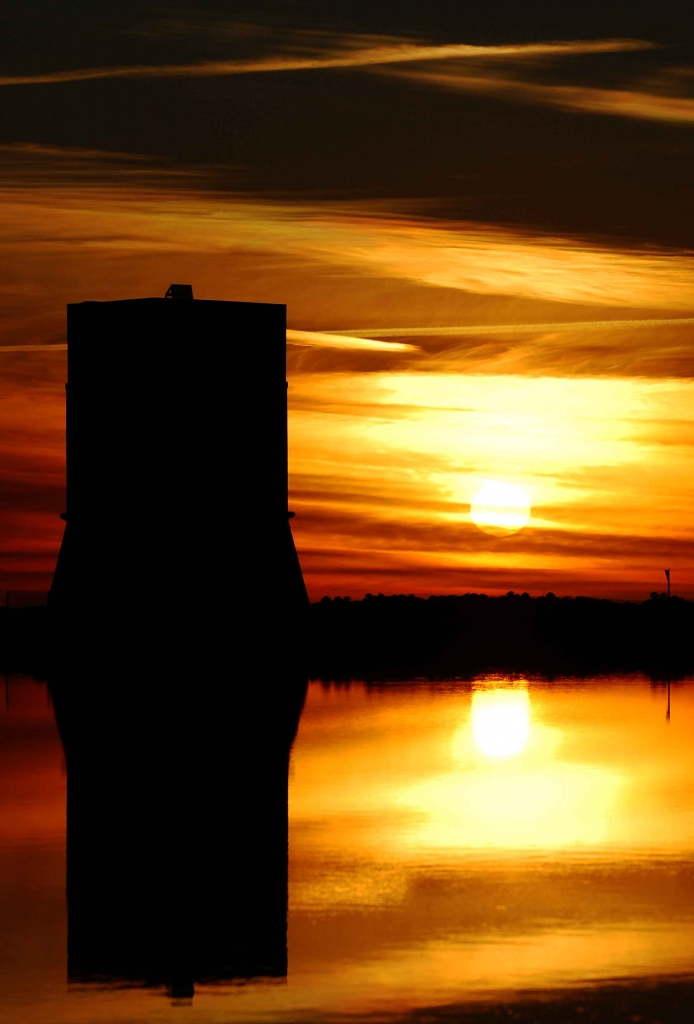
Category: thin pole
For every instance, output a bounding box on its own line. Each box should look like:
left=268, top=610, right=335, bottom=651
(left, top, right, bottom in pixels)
left=665, top=568, right=671, bottom=598
left=667, top=679, right=671, bottom=722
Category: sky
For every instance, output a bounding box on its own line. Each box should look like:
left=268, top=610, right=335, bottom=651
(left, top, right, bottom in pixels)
left=2, top=2, right=694, bottom=599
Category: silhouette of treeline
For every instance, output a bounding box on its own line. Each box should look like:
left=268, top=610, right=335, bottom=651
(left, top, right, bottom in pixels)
left=1, top=592, right=692, bottom=679
left=309, top=591, right=694, bottom=679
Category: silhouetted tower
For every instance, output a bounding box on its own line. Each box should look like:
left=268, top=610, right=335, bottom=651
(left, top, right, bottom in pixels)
left=51, top=285, right=307, bottom=664
left=49, top=287, right=308, bottom=993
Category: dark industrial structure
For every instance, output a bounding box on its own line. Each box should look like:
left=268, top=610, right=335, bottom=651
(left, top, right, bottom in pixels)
left=52, top=287, right=306, bottom=655
left=49, top=287, right=309, bottom=996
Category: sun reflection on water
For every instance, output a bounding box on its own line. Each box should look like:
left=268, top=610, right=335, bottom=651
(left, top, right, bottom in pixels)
left=282, top=681, right=694, bottom=1022
left=404, top=683, right=625, bottom=852
left=471, top=688, right=531, bottom=758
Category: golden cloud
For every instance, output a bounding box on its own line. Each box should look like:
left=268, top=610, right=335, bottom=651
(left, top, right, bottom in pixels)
left=0, top=38, right=651, bottom=86
left=287, top=329, right=414, bottom=352
left=1, top=184, right=693, bottom=312
left=392, top=66, right=694, bottom=126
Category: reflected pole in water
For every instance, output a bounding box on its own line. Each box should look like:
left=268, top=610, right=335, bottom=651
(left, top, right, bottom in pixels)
left=666, top=679, right=671, bottom=722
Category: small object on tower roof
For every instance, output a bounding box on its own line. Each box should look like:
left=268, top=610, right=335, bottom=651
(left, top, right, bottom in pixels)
left=165, top=284, right=194, bottom=299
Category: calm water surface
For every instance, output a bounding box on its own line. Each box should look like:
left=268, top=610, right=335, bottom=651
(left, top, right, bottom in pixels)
left=1, top=675, right=693, bottom=1022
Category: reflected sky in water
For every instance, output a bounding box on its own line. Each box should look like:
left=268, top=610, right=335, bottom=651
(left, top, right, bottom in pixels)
left=2, top=675, right=694, bottom=1022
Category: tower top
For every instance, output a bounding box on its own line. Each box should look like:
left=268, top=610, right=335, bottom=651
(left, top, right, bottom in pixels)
left=165, top=283, right=194, bottom=300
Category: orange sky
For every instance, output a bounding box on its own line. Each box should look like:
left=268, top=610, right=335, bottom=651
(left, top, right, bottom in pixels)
left=2, top=7, right=694, bottom=599
left=1, top=174, right=694, bottom=598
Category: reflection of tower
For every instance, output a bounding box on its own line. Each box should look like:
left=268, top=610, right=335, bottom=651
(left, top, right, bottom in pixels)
left=49, top=287, right=309, bottom=993
left=53, top=672, right=306, bottom=992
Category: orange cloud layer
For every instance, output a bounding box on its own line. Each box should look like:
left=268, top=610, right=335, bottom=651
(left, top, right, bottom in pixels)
left=288, top=371, right=694, bottom=599
left=2, top=182, right=694, bottom=314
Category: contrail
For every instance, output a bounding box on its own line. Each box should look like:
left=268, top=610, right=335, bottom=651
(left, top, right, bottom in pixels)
left=0, top=39, right=651, bottom=87
left=323, top=317, right=694, bottom=339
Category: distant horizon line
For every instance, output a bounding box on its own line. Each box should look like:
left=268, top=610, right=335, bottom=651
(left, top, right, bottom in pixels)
left=1, top=589, right=685, bottom=606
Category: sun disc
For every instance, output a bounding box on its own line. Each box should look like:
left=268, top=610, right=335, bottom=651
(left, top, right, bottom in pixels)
left=470, top=482, right=531, bottom=537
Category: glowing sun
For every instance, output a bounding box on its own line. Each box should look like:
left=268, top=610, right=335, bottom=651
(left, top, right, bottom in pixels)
left=470, top=482, right=531, bottom=537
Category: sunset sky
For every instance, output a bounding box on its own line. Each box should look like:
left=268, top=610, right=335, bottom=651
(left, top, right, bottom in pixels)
left=2, top=2, right=694, bottom=599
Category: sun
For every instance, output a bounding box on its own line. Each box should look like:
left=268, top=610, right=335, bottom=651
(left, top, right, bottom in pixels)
left=470, top=482, right=531, bottom=537
left=471, top=689, right=531, bottom=759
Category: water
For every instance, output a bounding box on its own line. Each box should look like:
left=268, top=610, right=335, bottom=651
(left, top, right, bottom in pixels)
left=1, top=675, right=693, bottom=1022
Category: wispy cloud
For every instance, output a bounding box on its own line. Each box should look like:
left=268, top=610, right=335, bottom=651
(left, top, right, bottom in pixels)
left=2, top=161, right=694, bottom=376
left=393, top=67, right=694, bottom=126
left=2, top=174, right=694, bottom=366
left=0, top=143, right=227, bottom=187
left=316, top=318, right=694, bottom=378
left=326, top=318, right=694, bottom=338
left=288, top=329, right=414, bottom=352
left=0, top=37, right=651, bottom=86
left=8, top=318, right=694, bottom=381
left=2, top=185, right=692, bottom=310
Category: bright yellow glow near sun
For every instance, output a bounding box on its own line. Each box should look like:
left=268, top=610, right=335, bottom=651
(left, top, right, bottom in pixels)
left=471, top=688, right=531, bottom=758
left=470, top=481, right=531, bottom=537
